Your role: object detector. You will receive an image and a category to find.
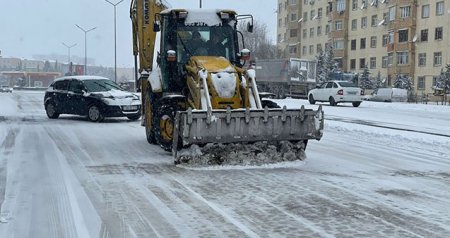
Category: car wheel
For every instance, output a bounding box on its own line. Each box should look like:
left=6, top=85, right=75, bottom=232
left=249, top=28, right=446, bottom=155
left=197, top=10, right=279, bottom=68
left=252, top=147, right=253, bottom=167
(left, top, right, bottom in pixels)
left=329, top=97, right=337, bottom=106
left=127, top=113, right=141, bottom=121
left=352, top=102, right=361, bottom=107
left=88, top=104, right=104, bottom=122
left=45, top=102, right=60, bottom=119
left=308, top=94, right=316, bottom=104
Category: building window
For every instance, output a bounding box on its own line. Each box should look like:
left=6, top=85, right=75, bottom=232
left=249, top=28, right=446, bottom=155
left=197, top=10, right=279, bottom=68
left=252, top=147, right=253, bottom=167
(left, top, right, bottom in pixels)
left=436, top=1, right=444, bottom=16
left=309, top=45, right=314, bottom=54
left=302, top=46, right=307, bottom=55
left=361, top=17, right=367, bottom=28
left=289, top=0, right=297, bottom=5
left=351, top=39, right=357, bottom=50
left=388, top=52, right=393, bottom=66
left=399, top=29, right=408, bottom=42
left=303, top=29, right=307, bottom=38
left=289, top=45, right=297, bottom=54
left=382, top=56, right=388, bottom=68
left=303, top=12, right=308, bottom=22
left=388, top=31, right=394, bottom=43
left=291, top=13, right=297, bottom=22
left=336, top=0, right=346, bottom=12
left=417, top=77, right=425, bottom=90
left=317, top=26, right=322, bottom=36
left=382, top=34, right=388, bottom=46
left=334, top=40, right=344, bottom=49
left=317, top=44, right=322, bottom=53
left=435, top=27, right=443, bottom=40
left=389, top=6, right=396, bottom=21
left=400, top=6, right=411, bottom=18
left=318, top=8, right=323, bottom=18
left=284, top=17, right=287, bottom=27
left=421, top=29, right=428, bottom=42
left=310, top=10, right=315, bottom=20
left=360, top=38, right=366, bottom=49
left=370, top=36, right=377, bottom=48
left=370, top=57, right=376, bottom=69
left=418, top=53, right=426, bottom=66
left=335, top=21, right=343, bottom=31
left=290, top=29, right=298, bottom=38
left=350, top=59, right=356, bottom=70
left=433, top=76, right=438, bottom=86
left=326, top=24, right=330, bottom=34
left=352, top=0, right=358, bottom=10
left=310, top=28, right=314, bottom=37
left=359, top=58, right=366, bottom=69
left=434, top=52, right=442, bottom=66
left=278, top=18, right=282, bottom=27
left=371, top=15, right=378, bottom=27
left=351, top=19, right=357, bottom=30
left=397, top=52, right=409, bottom=65
left=422, top=5, right=430, bottom=18
left=277, top=34, right=281, bottom=43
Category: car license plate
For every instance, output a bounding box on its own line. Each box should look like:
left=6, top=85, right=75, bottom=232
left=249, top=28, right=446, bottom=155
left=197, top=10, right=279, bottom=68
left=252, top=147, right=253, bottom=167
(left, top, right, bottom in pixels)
left=123, top=105, right=138, bottom=110
left=348, top=91, right=357, bottom=95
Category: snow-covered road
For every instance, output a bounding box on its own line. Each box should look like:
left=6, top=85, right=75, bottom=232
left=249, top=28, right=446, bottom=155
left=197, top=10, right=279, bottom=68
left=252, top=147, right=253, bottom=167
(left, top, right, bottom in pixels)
left=1, top=91, right=449, bottom=237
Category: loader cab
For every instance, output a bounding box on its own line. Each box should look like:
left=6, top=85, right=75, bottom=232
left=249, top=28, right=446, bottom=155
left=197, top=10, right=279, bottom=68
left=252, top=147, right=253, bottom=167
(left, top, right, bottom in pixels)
left=156, top=9, right=243, bottom=93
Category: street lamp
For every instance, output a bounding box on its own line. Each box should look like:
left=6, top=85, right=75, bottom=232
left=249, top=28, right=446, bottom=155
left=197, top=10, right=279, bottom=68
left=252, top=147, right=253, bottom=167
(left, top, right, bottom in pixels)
left=75, top=24, right=97, bottom=75
left=61, top=42, right=77, bottom=63
left=104, top=0, right=125, bottom=83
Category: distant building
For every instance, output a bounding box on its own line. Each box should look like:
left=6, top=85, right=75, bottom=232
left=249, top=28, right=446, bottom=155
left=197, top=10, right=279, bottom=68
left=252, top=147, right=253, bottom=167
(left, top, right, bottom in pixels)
left=1, top=71, right=61, bottom=87
left=277, top=0, right=450, bottom=98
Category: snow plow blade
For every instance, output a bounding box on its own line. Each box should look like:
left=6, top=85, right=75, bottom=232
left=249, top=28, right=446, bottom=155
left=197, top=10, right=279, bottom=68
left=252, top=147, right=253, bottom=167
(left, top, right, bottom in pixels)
left=172, top=105, right=324, bottom=164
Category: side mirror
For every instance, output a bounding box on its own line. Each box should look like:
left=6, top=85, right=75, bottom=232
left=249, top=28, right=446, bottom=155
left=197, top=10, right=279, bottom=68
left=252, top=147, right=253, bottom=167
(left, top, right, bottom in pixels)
left=153, top=22, right=160, bottom=32
left=247, top=22, right=253, bottom=33
left=166, top=50, right=177, bottom=62
left=240, top=49, right=251, bottom=61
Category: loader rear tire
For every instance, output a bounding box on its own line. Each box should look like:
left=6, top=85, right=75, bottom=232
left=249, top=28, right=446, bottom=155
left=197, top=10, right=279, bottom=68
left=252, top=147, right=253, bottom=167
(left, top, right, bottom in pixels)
left=155, top=103, right=179, bottom=152
left=145, top=92, right=157, bottom=144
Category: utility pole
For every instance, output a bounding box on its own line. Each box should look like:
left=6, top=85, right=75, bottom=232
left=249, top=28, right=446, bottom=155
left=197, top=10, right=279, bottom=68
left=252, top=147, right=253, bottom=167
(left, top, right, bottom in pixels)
left=75, top=24, right=96, bottom=75
left=199, top=0, right=202, bottom=8
left=105, top=0, right=125, bottom=83
left=61, top=42, right=77, bottom=63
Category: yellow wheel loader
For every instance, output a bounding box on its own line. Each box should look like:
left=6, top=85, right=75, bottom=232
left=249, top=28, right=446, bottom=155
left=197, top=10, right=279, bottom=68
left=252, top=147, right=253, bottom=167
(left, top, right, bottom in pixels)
left=130, top=0, right=324, bottom=165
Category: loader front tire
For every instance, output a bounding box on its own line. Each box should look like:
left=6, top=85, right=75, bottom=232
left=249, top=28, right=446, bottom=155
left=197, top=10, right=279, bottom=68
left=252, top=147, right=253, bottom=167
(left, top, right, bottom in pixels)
left=155, top=103, right=179, bottom=152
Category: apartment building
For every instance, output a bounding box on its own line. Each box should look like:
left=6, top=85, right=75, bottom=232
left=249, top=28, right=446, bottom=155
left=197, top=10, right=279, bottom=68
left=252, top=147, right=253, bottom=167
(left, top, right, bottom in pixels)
left=277, top=0, right=449, bottom=96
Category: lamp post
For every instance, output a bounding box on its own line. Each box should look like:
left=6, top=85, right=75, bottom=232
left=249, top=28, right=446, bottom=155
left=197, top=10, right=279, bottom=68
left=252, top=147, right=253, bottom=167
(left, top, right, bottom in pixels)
left=75, top=24, right=96, bottom=75
left=199, top=0, right=202, bottom=8
left=62, top=42, right=77, bottom=63
left=104, top=0, right=125, bottom=83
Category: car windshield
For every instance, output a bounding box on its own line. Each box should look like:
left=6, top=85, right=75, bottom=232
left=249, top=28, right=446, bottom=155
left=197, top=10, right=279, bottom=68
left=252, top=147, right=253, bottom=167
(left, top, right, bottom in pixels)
left=83, top=79, right=122, bottom=92
left=338, top=81, right=358, bottom=87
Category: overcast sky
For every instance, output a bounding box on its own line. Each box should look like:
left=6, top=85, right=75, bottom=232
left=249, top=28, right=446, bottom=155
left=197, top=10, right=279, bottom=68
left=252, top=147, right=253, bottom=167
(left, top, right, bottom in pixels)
left=0, top=0, right=276, bottom=67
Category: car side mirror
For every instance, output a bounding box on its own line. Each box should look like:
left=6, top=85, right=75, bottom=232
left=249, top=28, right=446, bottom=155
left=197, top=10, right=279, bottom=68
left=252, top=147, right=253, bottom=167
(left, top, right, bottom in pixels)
left=247, top=22, right=253, bottom=33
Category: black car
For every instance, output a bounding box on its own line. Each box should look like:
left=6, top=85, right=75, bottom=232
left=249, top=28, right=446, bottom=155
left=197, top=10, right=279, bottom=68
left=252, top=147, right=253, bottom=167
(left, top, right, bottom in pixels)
left=44, top=76, right=141, bottom=122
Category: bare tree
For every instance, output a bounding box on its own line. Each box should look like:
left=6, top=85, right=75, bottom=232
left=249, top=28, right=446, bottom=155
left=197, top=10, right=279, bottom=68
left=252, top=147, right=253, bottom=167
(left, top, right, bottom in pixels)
left=237, top=20, right=277, bottom=60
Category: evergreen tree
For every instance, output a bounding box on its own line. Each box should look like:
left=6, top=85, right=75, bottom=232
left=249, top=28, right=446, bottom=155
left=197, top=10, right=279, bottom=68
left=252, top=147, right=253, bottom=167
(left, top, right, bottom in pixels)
left=435, top=64, right=450, bottom=93
left=359, top=65, right=373, bottom=89
left=374, top=71, right=385, bottom=89
left=393, top=74, right=413, bottom=90
left=315, top=43, right=336, bottom=84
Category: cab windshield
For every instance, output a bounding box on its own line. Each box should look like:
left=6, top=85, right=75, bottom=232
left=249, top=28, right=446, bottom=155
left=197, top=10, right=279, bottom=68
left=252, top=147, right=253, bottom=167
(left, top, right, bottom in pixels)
left=83, top=79, right=122, bottom=92
left=176, top=26, right=237, bottom=63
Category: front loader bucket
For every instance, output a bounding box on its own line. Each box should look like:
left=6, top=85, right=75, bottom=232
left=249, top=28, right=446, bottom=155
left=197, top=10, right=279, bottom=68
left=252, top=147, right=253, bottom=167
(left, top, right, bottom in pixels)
left=172, top=105, right=324, bottom=160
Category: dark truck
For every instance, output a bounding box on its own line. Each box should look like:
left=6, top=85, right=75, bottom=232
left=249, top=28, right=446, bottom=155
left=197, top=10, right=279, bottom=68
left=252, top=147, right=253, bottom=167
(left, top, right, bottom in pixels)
left=255, top=58, right=317, bottom=99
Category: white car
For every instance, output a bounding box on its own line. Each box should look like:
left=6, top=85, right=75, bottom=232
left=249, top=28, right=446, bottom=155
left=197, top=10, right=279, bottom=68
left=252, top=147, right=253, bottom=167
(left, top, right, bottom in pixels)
left=0, top=85, right=13, bottom=93
left=308, top=81, right=363, bottom=107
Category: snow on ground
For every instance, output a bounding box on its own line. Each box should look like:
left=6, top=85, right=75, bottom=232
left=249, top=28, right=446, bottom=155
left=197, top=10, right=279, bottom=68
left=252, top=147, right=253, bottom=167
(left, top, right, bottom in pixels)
left=0, top=91, right=450, bottom=237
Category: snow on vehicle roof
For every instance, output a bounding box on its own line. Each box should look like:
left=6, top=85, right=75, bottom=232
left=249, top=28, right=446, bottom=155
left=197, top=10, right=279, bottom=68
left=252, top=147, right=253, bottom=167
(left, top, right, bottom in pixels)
left=53, top=75, right=110, bottom=81
left=161, top=9, right=228, bottom=26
